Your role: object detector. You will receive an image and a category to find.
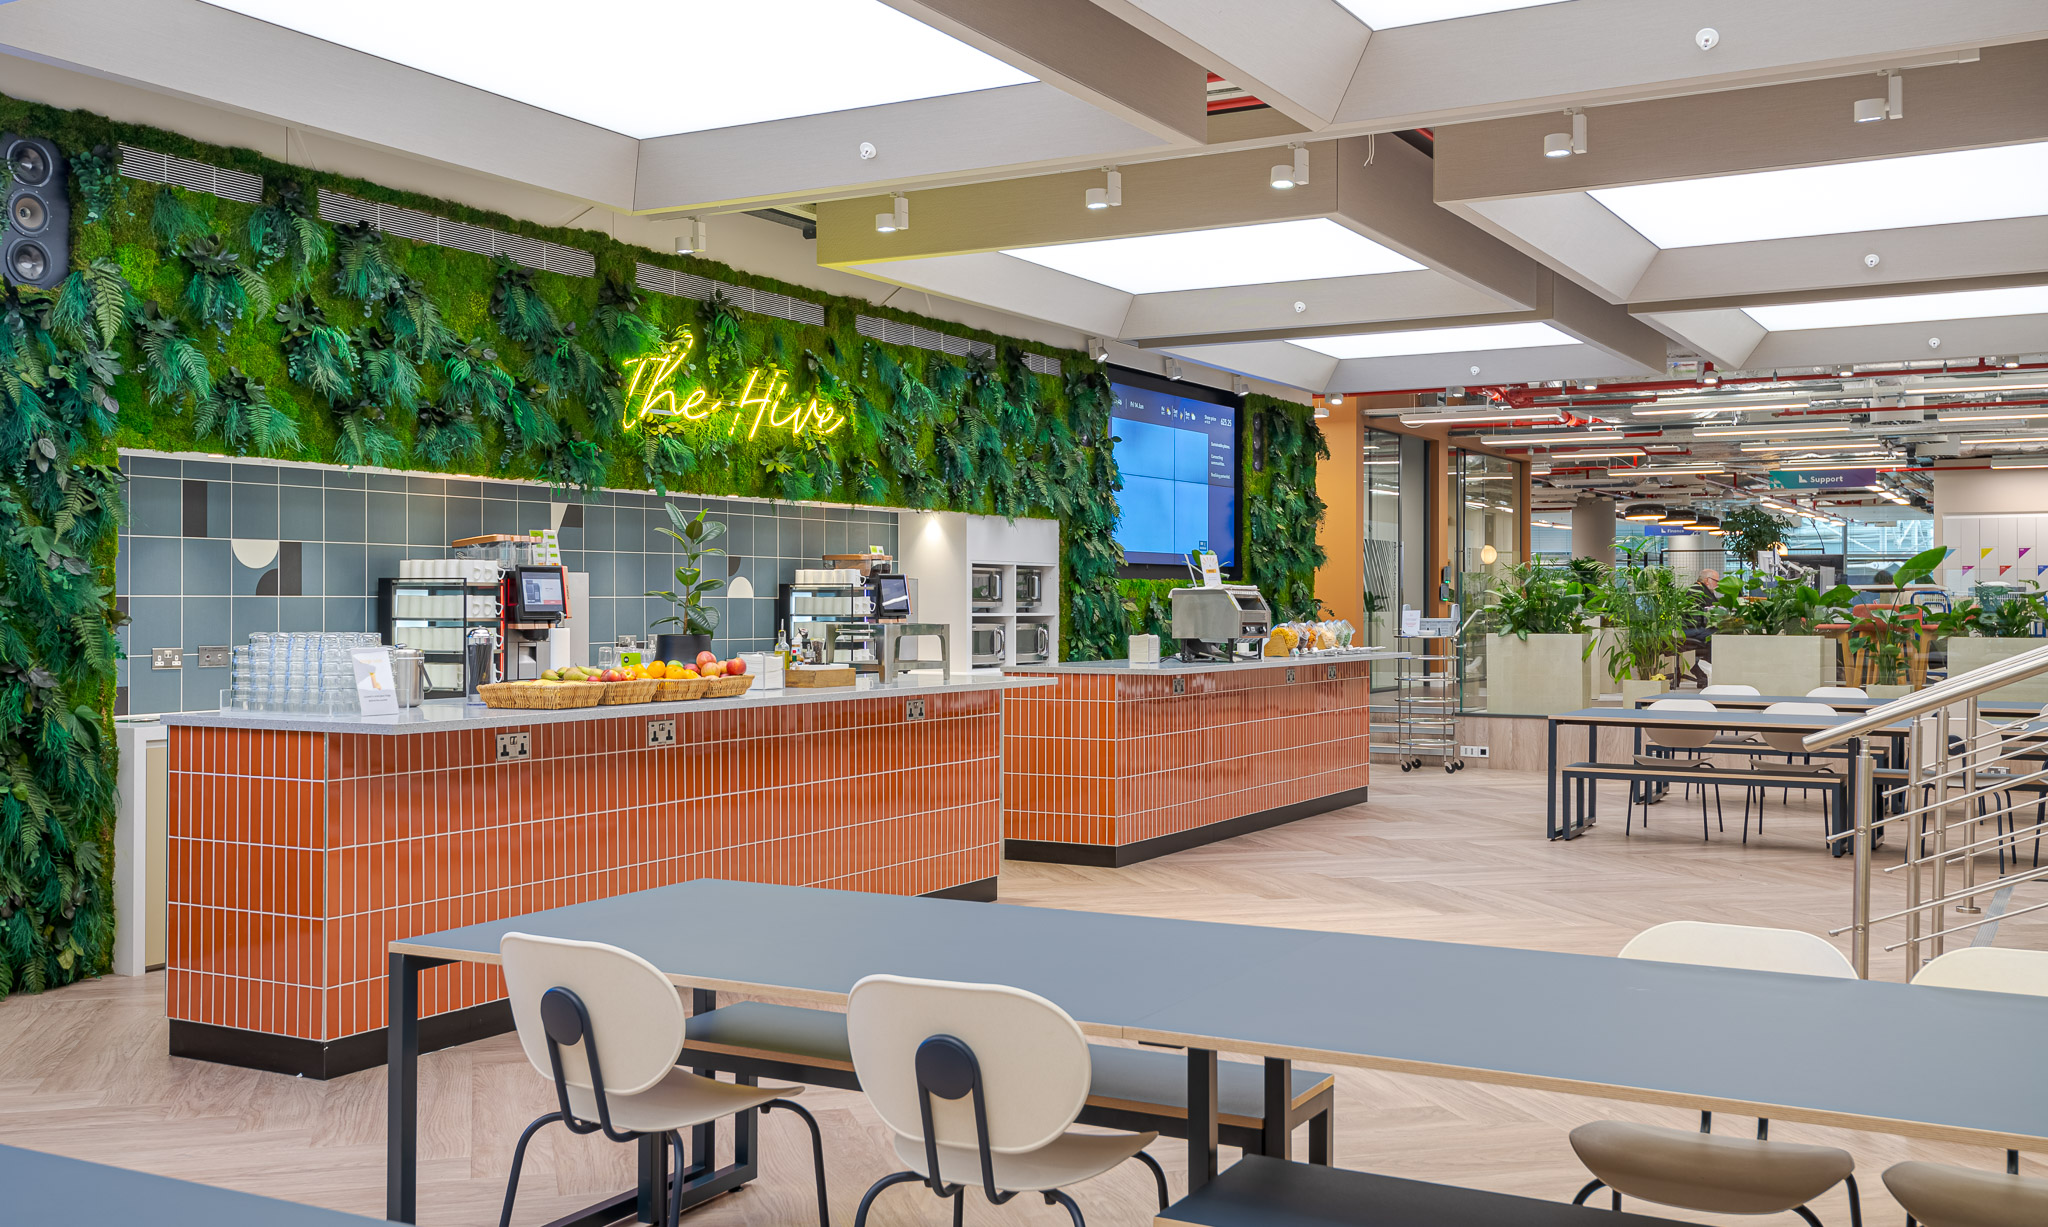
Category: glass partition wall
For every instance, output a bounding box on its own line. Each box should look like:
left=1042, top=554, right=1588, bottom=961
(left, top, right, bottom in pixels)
left=1453, top=450, right=1521, bottom=711
left=1362, top=428, right=1428, bottom=690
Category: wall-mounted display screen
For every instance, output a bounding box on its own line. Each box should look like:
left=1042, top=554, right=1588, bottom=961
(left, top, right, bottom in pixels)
left=1109, top=377, right=1238, bottom=569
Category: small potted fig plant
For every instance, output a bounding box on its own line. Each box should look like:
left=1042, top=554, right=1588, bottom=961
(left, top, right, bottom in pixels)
left=646, top=504, right=726, bottom=663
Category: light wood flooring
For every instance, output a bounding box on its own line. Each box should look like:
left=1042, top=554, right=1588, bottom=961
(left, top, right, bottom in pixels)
left=2, top=767, right=2043, bottom=1226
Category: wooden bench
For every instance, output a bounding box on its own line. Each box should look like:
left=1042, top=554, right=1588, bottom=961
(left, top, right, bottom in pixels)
left=682, top=1000, right=1335, bottom=1163
left=1557, top=761, right=1853, bottom=852
left=1155, top=1155, right=1707, bottom=1227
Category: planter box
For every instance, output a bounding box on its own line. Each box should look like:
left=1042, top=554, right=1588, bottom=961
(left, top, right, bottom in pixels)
left=1485, top=633, right=1597, bottom=715
left=1943, top=637, right=2048, bottom=704
left=1711, top=634, right=1838, bottom=695
left=1620, top=677, right=1666, bottom=708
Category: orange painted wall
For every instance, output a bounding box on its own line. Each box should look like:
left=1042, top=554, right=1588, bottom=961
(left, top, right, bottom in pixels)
left=1315, top=405, right=1363, bottom=630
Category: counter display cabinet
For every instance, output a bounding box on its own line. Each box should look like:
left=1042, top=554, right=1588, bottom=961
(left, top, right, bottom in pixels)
left=1002, top=656, right=1377, bottom=866
left=157, top=674, right=1048, bottom=1078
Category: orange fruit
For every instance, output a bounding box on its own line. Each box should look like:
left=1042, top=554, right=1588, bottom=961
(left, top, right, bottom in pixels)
left=645, top=660, right=667, bottom=679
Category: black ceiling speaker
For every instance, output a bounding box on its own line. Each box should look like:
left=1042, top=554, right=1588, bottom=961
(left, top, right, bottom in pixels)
left=2, top=134, right=68, bottom=291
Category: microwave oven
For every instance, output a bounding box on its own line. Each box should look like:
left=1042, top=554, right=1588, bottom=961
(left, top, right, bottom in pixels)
left=971, top=624, right=1005, bottom=666
left=1015, top=621, right=1052, bottom=663
left=1014, top=568, right=1044, bottom=609
left=970, top=567, right=1002, bottom=608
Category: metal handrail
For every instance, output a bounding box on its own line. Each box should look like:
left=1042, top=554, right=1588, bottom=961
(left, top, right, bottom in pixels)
left=1800, top=642, right=2048, bottom=751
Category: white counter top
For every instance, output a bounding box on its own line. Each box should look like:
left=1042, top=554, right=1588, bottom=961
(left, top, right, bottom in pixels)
left=1007, top=649, right=1405, bottom=677
left=158, top=672, right=1052, bottom=735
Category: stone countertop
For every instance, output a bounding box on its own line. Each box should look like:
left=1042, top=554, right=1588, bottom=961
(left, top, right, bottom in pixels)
left=1006, top=650, right=1408, bottom=677
left=156, top=672, right=1052, bottom=735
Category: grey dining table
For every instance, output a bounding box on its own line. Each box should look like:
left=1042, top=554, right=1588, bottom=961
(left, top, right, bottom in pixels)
left=2, top=1142, right=397, bottom=1225
left=1640, top=690, right=2041, bottom=718
left=385, top=879, right=2048, bottom=1224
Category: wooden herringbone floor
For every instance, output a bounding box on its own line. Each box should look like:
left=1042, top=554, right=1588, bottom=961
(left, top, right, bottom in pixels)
left=2, top=768, right=2042, bottom=1226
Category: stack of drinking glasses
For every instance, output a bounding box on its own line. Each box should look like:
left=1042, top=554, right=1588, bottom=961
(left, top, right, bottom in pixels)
left=224, top=631, right=384, bottom=713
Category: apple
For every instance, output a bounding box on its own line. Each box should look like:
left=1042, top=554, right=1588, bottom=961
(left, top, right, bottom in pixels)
left=726, top=657, right=747, bottom=676
left=701, top=661, right=724, bottom=678
left=697, top=650, right=718, bottom=668
left=665, top=660, right=686, bottom=674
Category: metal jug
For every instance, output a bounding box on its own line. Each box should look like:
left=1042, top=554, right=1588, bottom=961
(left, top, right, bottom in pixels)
left=389, top=647, right=427, bottom=708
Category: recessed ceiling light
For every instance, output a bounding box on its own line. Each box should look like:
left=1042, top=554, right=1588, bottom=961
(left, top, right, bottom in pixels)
left=1587, top=140, right=2048, bottom=248
left=1004, top=219, right=1422, bottom=295
left=1335, top=0, right=1573, bottom=29
left=196, top=0, right=1035, bottom=139
left=1294, top=321, right=1580, bottom=360
left=1742, top=285, right=2048, bottom=332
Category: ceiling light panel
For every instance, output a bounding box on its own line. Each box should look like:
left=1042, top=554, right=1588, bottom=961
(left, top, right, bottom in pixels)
left=1588, top=141, right=2048, bottom=248
left=1743, top=285, right=2048, bottom=332
left=1003, top=219, right=1422, bottom=295
left=1293, top=321, right=1580, bottom=360
left=197, top=0, right=1033, bottom=138
left=1336, top=0, right=1575, bottom=29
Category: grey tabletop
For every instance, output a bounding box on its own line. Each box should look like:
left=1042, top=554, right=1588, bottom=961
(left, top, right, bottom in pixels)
left=1549, top=707, right=1909, bottom=734
left=1643, top=691, right=2040, bottom=718
left=393, top=879, right=2048, bottom=1148
left=158, top=673, right=1052, bottom=735
left=1, top=1143, right=394, bottom=1225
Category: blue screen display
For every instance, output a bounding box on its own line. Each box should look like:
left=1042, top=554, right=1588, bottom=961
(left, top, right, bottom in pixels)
left=1109, top=382, right=1237, bottom=568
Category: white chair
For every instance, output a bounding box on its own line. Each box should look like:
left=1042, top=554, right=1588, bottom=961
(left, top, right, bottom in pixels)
left=496, top=934, right=829, bottom=1227
left=1571, top=923, right=1862, bottom=1225
left=1632, top=699, right=1725, bottom=839
left=844, top=974, right=1167, bottom=1227
left=1807, top=686, right=1868, bottom=701
left=1887, top=949, right=2048, bottom=1226
left=1701, top=684, right=1761, bottom=697
left=1746, top=701, right=1841, bottom=844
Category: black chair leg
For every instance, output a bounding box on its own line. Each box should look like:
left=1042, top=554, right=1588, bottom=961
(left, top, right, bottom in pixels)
left=1133, top=1149, right=1170, bottom=1210
left=952, top=1185, right=965, bottom=1227
left=762, top=1098, right=831, bottom=1226
left=498, top=1111, right=565, bottom=1227
left=1309, top=1105, right=1332, bottom=1166
left=665, top=1132, right=686, bottom=1227
left=852, top=1171, right=923, bottom=1227
left=1844, top=1171, right=1862, bottom=1227
left=1044, top=1188, right=1087, bottom=1227
left=1572, top=1178, right=1605, bottom=1206
left=1792, top=1206, right=1823, bottom=1227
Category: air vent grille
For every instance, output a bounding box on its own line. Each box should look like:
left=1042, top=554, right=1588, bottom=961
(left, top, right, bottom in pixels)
left=1023, top=352, right=1063, bottom=377
left=634, top=262, right=826, bottom=326
left=854, top=314, right=998, bottom=362
left=316, top=189, right=596, bottom=278
left=117, top=144, right=263, bottom=204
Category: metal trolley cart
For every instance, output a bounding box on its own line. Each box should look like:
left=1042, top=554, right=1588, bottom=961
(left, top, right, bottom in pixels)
left=1391, top=607, right=1464, bottom=773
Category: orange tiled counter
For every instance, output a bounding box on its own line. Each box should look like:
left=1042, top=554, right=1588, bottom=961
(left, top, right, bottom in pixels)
left=1002, top=658, right=1373, bottom=866
left=157, top=676, right=1044, bottom=1078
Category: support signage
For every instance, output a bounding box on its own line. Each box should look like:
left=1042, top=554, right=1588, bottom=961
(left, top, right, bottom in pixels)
left=1767, top=468, right=1878, bottom=490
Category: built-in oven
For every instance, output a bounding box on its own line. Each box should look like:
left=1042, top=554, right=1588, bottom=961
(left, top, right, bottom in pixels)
left=1015, top=621, right=1052, bottom=664
left=1014, top=567, right=1044, bottom=611
left=971, top=624, right=1006, bottom=667
left=970, top=567, right=1003, bottom=609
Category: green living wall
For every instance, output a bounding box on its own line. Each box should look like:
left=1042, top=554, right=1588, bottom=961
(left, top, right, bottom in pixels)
left=0, top=93, right=1326, bottom=997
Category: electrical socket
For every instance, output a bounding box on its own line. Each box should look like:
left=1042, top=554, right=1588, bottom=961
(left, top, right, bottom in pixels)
left=151, top=647, right=183, bottom=671
left=646, top=718, right=676, bottom=748
left=198, top=645, right=231, bottom=668
left=495, top=732, right=531, bottom=762
left=904, top=698, right=926, bottom=722
left=1459, top=744, right=1491, bottom=759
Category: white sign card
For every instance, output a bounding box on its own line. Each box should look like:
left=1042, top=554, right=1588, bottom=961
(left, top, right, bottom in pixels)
left=1199, top=551, right=1223, bottom=588
left=352, top=647, right=401, bottom=715
left=1400, top=606, right=1422, bottom=636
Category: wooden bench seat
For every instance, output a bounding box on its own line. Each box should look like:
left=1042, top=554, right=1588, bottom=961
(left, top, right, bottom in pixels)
left=1559, top=762, right=1847, bottom=791
left=683, top=1000, right=1334, bottom=1161
left=1155, top=1155, right=1707, bottom=1227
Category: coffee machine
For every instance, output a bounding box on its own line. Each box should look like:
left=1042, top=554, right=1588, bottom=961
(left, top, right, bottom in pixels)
left=499, top=564, right=569, bottom=679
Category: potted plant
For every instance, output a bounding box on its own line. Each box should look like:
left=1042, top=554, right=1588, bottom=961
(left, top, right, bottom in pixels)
left=645, top=504, right=726, bottom=662
left=1584, top=543, right=1699, bottom=706
left=1706, top=571, right=1855, bottom=694
left=1849, top=604, right=1921, bottom=699
left=1466, top=560, right=1598, bottom=714
left=1945, top=584, right=2048, bottom=703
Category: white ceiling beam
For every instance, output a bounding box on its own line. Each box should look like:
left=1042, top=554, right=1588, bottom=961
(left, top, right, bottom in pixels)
left=845, top=253, right=1134, bottom=338
left=1743, top=314, right=2048, bottom=369
left=1461, top=194, right=1656, bottom=304
left=1324, top=344, right=1657, bottom=395
left=1633, top=309, right=1767, bottom=372
left=0, top=0, right=638, bottom=206
left=1158, top=341, right=1339, bottom=391
left=1331, top=0, right=2048, bottom=132
left=878, top=0, right=1209, bottom=146
left=1626, top=224, right=2048, bottom=311
left=1119, top=270, right=1505, bottom=343
left=1087, top=0, right=1371, bottom=129
left=1433, top=40, right=2048, bottom=203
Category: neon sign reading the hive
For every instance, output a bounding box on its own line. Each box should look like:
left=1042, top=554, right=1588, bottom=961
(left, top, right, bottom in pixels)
left=620, top=329, right=847, bottom=441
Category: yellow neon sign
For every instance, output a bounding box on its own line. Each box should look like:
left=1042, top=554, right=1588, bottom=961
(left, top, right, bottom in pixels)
left=621, top=329, right=847, bottom=441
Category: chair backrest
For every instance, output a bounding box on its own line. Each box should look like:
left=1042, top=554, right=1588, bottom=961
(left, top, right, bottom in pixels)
left=1645, top=698, right=1717, bottom=750
left=1911, top=947, right=2048, bottom=997
left=1620, top=921, right=1857, bottom=979
left=1700, top=684, right=1760, bottom=696
left=1807, top=686, right=1867, bottom=700
left=846, top=974, right=1090, bottom=1156
left=1760, top=701, right=1835, bottom=753
left=500, top=933, right=685, bottom=1098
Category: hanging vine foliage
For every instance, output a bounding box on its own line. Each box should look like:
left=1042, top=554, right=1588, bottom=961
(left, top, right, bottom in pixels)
left=0, top=90, right=1329, bottom=996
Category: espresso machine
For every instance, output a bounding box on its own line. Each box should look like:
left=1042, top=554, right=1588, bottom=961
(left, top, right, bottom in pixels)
left=498, top=564, right=569, bottom=679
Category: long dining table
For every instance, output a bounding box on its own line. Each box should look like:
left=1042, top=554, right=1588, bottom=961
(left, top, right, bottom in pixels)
left=385, top=879, right=2048, bottom=1224
left=1639, top=690, right=2040, bottom=718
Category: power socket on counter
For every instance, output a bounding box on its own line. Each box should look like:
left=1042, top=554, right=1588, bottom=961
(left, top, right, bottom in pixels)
left=495, top=732, right=531, bottom=762
left=646, top=718, right=676, bottom=747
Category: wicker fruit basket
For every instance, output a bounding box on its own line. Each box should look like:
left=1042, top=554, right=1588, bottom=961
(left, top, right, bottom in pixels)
left=704, top=674, right=755, bottom=699
left=655, top=676, right=711, bottom=701
left=476, top=681, right=605, bottom=710
left=599, top=678, right=662, bottom=705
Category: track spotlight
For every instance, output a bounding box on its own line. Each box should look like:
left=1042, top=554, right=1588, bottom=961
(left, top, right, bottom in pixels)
left=1086, top=337, right=1109, bottom=362
left=674, top=218, right=707, bottom=255
left=1854, top=70, right=1903, bottom=123
left=1084, top=167, right=1123, bottom=211
left=1164, top=358, right=1185, bottom=381
left=875, top=194, right=909, bottom=233
left=1270, top=144, right=1309, bottom=189
left=1543, top=109, right=1586, bottom=158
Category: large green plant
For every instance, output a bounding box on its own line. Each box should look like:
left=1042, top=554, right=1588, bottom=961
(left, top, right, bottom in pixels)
left=1710, top=576, right=1855, bottom=635
left=1720, top=506, right=1794, bottom=563
left=1587, top=543, right=1699, bottom=682
left=1467, top=560, right=1588, bottom=639
left=645, top=505, right=727, bottom=637
left=1976, top=588, right=2046, bottom=638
